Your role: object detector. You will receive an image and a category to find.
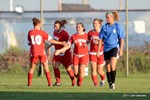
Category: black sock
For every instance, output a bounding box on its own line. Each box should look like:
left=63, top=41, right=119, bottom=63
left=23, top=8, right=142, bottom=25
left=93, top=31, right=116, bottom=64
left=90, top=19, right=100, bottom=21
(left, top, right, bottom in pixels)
left=106, top=72, right=112, bottom=86
left=111, top=70, right=116, bottom=83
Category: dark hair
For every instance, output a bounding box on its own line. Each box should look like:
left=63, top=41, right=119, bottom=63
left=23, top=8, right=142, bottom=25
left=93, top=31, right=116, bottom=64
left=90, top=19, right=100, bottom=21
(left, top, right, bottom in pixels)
left=76, top=23, right=86, bottom=32
left=106, top=10, right=119, bottom=22
left=93, top=18, right=103, bottom=26
left=54, top=20, right=67, bottom=28
left=32, top=17, right=41, bottom=26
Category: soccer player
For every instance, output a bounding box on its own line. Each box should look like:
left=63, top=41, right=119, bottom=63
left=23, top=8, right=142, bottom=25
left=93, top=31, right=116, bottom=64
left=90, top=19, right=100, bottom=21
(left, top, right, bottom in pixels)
left=97, top=11, right=125, bottom=89
left=88, top=18, right=105, bottom=87
left=55, top=23, right=89, bottom=86
left=27, top=17, right=66, bottom=86
left=52, top=20, right=75, bottom=86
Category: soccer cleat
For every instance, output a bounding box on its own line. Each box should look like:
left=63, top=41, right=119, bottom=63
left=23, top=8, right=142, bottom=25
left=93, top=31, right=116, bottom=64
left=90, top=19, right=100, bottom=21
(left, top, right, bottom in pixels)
left=100, top=81, right=105, bottom=87
left=109, top=83, right=115, bottom=89
left=53, top=82, right=62, bottom=86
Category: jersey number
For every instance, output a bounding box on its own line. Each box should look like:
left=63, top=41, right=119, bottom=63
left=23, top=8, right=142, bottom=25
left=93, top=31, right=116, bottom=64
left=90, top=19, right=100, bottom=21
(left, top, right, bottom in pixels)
left=31, top=35, right=42, bottom=45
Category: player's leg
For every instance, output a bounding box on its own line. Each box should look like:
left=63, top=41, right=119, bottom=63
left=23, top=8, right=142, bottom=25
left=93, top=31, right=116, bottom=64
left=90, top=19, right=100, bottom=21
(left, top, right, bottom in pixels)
left=105, top=60, right=112, bottom=88
left=53, top=61, right=61, bottom=86
left=41, top=55, right=52, bottom=86
left=97, top=64, right=105, bottom=87
left=90, top=55, right=98, bottom=86
left=77, top=55, right=88, bottom=86
left=28, top=63, right=36, bottom=86
left=91, top=61, right=98, bottom=86
left=61, top=52, right=75, bottom=86
left=77, top=64, right=85, bottom=86
left=28, top=56, right=37, bottom=86
left=52, top=55, right=62, bottom=86
left=73, top=55, right=79, bottom=78
left=109, top=47, right=118, bottom=89
left=110, top=57, right=117, bottom=89
left=97, top=55, right=106, bottom=87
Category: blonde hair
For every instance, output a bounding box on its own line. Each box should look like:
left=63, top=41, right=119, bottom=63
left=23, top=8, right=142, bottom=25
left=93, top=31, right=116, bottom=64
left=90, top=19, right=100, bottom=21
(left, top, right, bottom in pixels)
left=106, top=10, right=120, bottom=22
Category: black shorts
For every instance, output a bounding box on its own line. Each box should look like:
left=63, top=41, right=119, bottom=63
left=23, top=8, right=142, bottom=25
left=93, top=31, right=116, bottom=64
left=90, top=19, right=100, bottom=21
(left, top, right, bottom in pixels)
left=104, top=47, right=118, bottom=60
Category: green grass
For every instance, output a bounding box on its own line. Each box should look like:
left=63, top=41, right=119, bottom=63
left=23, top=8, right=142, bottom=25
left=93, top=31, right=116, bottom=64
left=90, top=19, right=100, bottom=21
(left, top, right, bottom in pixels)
left=0, top=73, right=149, bottom=100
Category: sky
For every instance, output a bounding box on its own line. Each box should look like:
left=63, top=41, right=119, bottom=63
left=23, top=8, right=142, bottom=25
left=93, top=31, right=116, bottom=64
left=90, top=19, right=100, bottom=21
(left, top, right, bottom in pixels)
left=0, top=0, right=150, bottom=11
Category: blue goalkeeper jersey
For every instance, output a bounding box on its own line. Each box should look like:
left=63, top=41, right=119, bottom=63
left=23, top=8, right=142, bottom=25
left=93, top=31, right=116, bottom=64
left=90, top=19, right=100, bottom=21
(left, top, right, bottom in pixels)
left=99, top=22, right=125, bottom=52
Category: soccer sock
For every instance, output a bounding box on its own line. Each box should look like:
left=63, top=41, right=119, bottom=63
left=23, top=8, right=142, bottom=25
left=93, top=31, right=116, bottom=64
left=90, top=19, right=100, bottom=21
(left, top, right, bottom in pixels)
left=28, top=73, right=33, bottom=86
left=111, top=70, right=116, bottom=83
left=100, top=74, right=106, bottom=81
left=77, top=76, right=83, bottom=86
left=67, top=69, right=75, bottom=85
left=45, top=72, right=52, bottom=86
left=92, top=75, right=98, bottom=86
left=106, top=72, right=112, bottom=86
left=54, top=68, right=61, bottom=83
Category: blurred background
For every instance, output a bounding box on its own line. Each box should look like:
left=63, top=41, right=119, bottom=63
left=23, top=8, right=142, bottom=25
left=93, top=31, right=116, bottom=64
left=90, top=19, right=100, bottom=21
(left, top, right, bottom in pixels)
left=0, top=0, right=150, bottom=76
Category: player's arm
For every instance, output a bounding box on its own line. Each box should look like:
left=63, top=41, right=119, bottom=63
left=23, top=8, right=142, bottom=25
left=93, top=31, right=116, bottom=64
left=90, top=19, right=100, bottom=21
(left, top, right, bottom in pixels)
left=27, top=32, right=31, bottom=45
left=49, top=39, right=66, bottom=46
left=119, top=38, right=124, bottom=56
left=118, top=24, right=125, bottom=56
left=97, top=39, right=102, bottom=57
left=55, top=42, right=71, bottom=56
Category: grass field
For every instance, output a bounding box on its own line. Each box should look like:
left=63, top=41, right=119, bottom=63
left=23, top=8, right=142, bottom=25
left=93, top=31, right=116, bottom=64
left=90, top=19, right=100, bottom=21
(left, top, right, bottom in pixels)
left=0, top=73, right=149, bottom=100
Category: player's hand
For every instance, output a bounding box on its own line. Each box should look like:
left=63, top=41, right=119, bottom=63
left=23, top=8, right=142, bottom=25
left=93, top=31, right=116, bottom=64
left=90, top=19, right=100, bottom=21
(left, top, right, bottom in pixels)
left=119, top=49, right=123, bottom=56
left=96, top=52, right=100, bottom=58
left=55, top=50, right=61, bottom=56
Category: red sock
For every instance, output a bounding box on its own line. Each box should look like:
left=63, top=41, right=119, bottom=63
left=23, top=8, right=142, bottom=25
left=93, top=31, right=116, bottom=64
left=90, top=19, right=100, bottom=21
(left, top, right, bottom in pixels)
left=45, top=72, right=52, bottom=86
left=67, top=70, right=75, bottom=86
left=54, top=68, right=61, bottom=83
left=28, top=73, right=33, bottom=86
left=77, top=76, right=83, bottom=86
left=92, top=75, right=98, bottom=86
left=100, top=74, right=105, bottom=81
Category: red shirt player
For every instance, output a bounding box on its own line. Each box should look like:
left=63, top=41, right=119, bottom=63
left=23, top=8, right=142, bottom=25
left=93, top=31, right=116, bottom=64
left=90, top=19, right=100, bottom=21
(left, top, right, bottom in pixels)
left=27, top=17, right=65, bottom=86
left=52, top=20, right=75, bottom=86
left=88, top=18, right=105, bottom=86
left=55, top=23, right=89, bottom=86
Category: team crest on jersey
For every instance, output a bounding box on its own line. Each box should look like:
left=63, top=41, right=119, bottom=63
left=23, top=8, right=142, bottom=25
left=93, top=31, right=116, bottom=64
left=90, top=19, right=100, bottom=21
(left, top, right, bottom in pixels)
left=113, top=29, right=117, bottom=33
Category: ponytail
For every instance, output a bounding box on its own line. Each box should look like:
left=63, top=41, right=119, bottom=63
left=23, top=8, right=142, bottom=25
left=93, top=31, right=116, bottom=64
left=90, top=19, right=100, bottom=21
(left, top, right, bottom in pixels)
left=112, top=10, right=119, bottom=22
left=32, top=17, right=41, bottom=26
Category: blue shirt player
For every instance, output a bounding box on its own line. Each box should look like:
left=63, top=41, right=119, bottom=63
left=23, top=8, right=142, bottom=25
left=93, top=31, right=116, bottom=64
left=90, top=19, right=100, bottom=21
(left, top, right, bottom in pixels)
left=97, top=11, right=125, bottom=89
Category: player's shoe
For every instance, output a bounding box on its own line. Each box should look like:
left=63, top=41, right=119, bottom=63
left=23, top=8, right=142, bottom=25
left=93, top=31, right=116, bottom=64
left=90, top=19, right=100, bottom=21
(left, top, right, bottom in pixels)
left=53, top=82, right=62, bottom=86
left=109, top=83, right=115, bottom=89
left=100, top=81, right=105, bottom=87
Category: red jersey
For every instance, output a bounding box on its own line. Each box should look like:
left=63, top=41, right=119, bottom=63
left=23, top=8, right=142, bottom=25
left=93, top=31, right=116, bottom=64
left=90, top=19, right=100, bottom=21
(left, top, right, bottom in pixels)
left=53, top=29, right=69, bottom=50
left=68, top=33, right=88, bottom=55
left=28, top=29, right=52, bottom=56
left=88, top=30, right=104, bottom=55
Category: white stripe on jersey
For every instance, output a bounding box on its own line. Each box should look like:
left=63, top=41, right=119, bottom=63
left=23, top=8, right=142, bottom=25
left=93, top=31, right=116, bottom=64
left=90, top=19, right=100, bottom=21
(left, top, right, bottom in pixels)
left=89, top=51, right=103, bottom=56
